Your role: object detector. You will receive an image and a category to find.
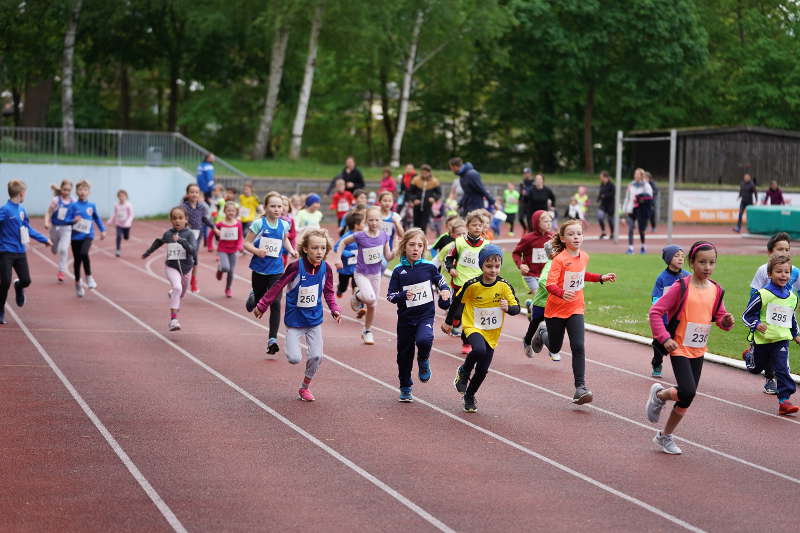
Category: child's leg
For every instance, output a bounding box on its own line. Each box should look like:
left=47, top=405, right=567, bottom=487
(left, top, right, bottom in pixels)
left=522, top=276, right=538, bottom=293
left=180, top=271, right=190, bottom=298
left=71, top=240, right=83, bottom=281
left=11, top=254, right=31, bottom=291
left=651, top=342, right=665, bottom=370
left=659, top=355, right=703, bottom=434
left=336, top=273, right=351, bottom=297
left=772, top=341, right=796, bottom=402
left=748, top=343, right=771, bottom=375
left=507, top=213, right=515, bottom=233
left=396, top=322, right=416, bottom=388
left=251, top=271, right=270, bottom=302
left=0, top=252, right=15, bottom=308
left=218, top=251, right=231, bottom=274
left=627, top=214, right=635, bottom=246
left=57, top=227, right=71, bottom=272
left=80, top=239, right=93, bottom=277
left=564, top=314, right=586, bottom=387
left=415, top=317, right=434, bottom=363
left=302, top=325, right=324, bottom=385
left=523, top=310, right=544, bottom=345
left=164, top=266, right=183, bottom=312
left=115, top=226, right=123, bottom=251
left=123, top=227, right=130, bottom=241
left=263, top=273, right=282, bottom=340
left=464, top=333, right=495, bottom=398
left=284, top=327, right=303, bottom=365
left=226, top=253, right=237, bottom=290
left=544, top=317, right=567, bottom=353
left=353, top=272, right=378, bottom=329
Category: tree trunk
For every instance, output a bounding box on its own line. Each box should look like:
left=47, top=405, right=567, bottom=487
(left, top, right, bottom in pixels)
left=582, top=84, right=595, bottom=175
left=12, top=87, right=22, bottom=126
left=289, top=3, right=324, bottom=160
left=167, top=57, right=180, bottom=131
left=252, top=25, right=290, bottom=159
left=22, top=78, right=53, bottom=127
left=390, top=9, right=424, bottom=168
left=379, top=64, right=394, bottom=161
left=119, top=63, right=131, bottom=129
left=365, top=89, right=374, bottom=165
left=61, top=0, right=82, bottom=153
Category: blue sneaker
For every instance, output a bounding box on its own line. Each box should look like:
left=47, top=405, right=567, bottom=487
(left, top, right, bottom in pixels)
left=0, top=311, right=5, bottom=325
left=525, top=299, right=533, bottom=322
left=742, top=346, right=755, bottom=370
left=245, top=291, right=256, bottom=312
left=651, top=365, right=662, bottom=377
left=626, top=246, right=634, bottom=255
left=418, top=359, right=431, bottom=382
left=399, top=387, right=413, bottom=402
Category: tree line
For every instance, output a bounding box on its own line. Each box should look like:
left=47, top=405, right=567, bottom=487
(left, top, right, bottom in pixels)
left=2, top=0, right=799, bottom=174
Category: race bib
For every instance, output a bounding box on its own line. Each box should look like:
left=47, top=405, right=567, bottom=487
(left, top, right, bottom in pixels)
left=220, top=226, right=238, bottom=241
left=166, top=243, right=187, bottom=261
left=57, top=207, right=67, bottom=220
left=191, top=229, right=201, bottom=242
left=337, top=200, right=350, bottom=212
left=381, top=221, right=394, bottom=236
left=766, top=302, right=793, bottom=328
left=403, top=281, right=433, bottom=308
left=459, top=249, right=478, bottom=269
left=363, top=245, right=383, bottom=265
left=239, top=207, right=251, bottom=219
left=683, top=322, right=711, bottom=349
left=73, top=218, right=92, bottom=234
left=297, top=284, right=319, bottom=308
left=531, top=248, right=547, bottom=263
left=563, top=270, right=585, bottom=292
left=20, top=226, right=30, bottom=245
left=346, top=254, right=358, bottom=266
left=493, top=211, right=507, bottom=221
left=259, top=237, right=282, bottom=258
left=473, top=307, right=503, bottom=330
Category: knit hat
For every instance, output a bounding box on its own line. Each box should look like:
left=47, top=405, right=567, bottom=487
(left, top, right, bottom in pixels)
left=478, top=244, right=504, bottom=268
left=305, top=193, right=321, bottom=207
left=661, top=245, right=682, bottom=266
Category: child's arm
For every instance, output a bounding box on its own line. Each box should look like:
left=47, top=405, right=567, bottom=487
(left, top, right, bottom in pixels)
left=443, top=283, right=468, bottom=332
left=44, top=200, right=55, bottom=230
left=648, top=286, right=681, bottom=344
left=178, top=230, right=195, bottom=255
left=24, top=215, right=50, bottom=245
left=545, top=257, right=565, bottom=299
left=92, top=207, right=107, bottom=236
left=142, top=237, right=164, bottom=258
left=586, top=271, right=615, bottom=283
left=243, top=228, right=266, bottom=257
left=501, top=280, right=521, bottom=316
left=383, top=240, right=394, bottom=261
left=323, top=265, right=341, bottom=321
left=741, top=291, right=762, bottom=332
left=433, top=268, right=451, bottom=300
left=442, top=241, right=458, bottom=276
left=254, top=264, right=297, bottom=317
left=393, top=217, right=404, bottom=239
left=335, top=234, right=356, bottom=268
left=282, top=232, right=297, bottom=257
left=386, top=270, right=406, bottom=304
left=651, top=276, right=664, bottom=304
left=511, top=235, right=530, bottom=274
left=713, top=295, right=735, bottom=331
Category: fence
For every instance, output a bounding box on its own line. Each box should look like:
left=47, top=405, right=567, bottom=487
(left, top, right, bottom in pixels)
left=0, top=127, right=247, bottom=179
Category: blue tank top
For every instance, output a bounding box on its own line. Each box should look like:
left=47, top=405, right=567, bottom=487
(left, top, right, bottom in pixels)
left=249, top=217, right=287, bottom=275
left=285, top=260, right=326, bottom=328
left=51, top=197, right=73, bottom=226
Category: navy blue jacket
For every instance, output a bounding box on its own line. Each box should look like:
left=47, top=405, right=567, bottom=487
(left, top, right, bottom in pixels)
left=742, top=281, right=799, bottom=338
left=387, top=258, right=449, bottom=324
left=456, top=163, right=494, bottom=214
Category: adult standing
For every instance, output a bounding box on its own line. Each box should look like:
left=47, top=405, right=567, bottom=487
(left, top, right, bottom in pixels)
left=449, top=157, right=494, bottom=216
left=326, top=156, right=365, bottom=195
left=733, top=173, right=758, bottom=232
left=518, top=168, right=535, bottom=232
left=596, top=170, right=615, bottom=239
left=196, top=153, right=216, bottom=204
left=521, top=173, right=556, bottom=229
left=622, top=168, right=654, bottom=254
left=762, top=180, right=785, bottom=205
left=406, top=164, right=442, bottom=233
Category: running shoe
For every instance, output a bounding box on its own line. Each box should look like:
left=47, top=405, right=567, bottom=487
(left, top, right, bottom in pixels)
left=399, top=387, right=413, bottom=403
left=362, top=330, right=375, bottom=345
left=168, top=318, right=181, bottom=331
left=57, top=271, right=65, bottom=282
left=86, top=276, right=97, bottom=289
left=646, top=383, right=666, bottom=423
left=599, top=233, right=606, bottom=240
left=742, top=346, right=755, bottom=370
left=0, top=312, right=6, bottom=325
left=350, top=289, right=363, bottom=312
left=523, top=341, right=534, bottom=358
left=297, top=388, right=315, bottom=402
left=549, top=350, right=561, bottom=361
left=763, top=378, right=778, bottom=395
left=460, top=343, right=471, bottom=355
left=531, top=321, right=546, bottom=353
left=463, top=396, right=477, bottom=413
left=653, top=431, right=682, bottom=455
left=640, top=246, right=646, bottom=255
left=216, top=269, right=223, bottom=281
left=451, top=325, right=462, bottom=337
left=525, top=298, right=533, bottom=322
left=356, top=307, right=366, bottom=319
left=76, top=282, right=85, bottom=298
left=651, top=365, right=662, bottom=377
left=225, top=288, right=232, bottom=298
left=778, top=401, right=799, bottom=416
left=115, top=250, right=121, bottom=257
left=572, top=385, right=593, bottom=405
left=418, top=359, right=431, bottom=382
left=453, top=366, right=469, bottom=395
left=13, top=280, right=24, bottom=307
left=190, top=277, right=198, bottom=293
left=266, top=338, right=280, bottom=355
left=245, top=291, right=256, bottom=312
left=626, top=246, right=634, bottom=255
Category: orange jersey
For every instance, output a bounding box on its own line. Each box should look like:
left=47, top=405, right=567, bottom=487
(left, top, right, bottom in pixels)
left=544, top=250, right=599, bottom=318
left=671, top=283, right=716, bottom=358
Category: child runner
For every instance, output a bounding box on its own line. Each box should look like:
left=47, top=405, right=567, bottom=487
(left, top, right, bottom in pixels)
left=108, top=189, right=134, bottom=257
left=63, top=180, right=106, bottom=297
left=378, top=167, right=397, bottom=195
left=430, top=198, right=445, bottom=237
left=215, top=201, right=245, bottom=297
left=443, top=245, right=520, bottom=412
left=434, top=219, right=466, bottom=274
left=333, top=211, right=363, bottom=299
left=239, top=182, right=259, bottom=234
left=646, top=241, right=734, bottom=454
left=296, top=194, right=323, bottom=236
left=339, top=189, right=369, bottom=236
left=0, top=180, right=51, bottom=324
left=182, top=183, right=217, bottom=292
left=522, top=241, right=560, bottom=361
left=244, top=191, right=298, bottom=356
left=387, top=228, right=451, bottom=402
left=43, top=180, right=74, bottom=282
left=430, top=216, right=462, bottom=266
left=335, top=205, right=394, bottom=344
left=378, top=191, right=403, bottom=275
left=532, top=219, right=616, bottom=404
left=142, top=206, right=197, bottom=331
left=253, top=229, right=342, bottom=401
left=280, top=195, right=297, bottom=267
left=330, top=178, right=355, bottom=223
left=741, top=254, right=800, bottom=415
left=503, top=182, right=520, bottom=236
left=649, top=245, right=690, bottom=377
left=210, top=187, right=237, bottom=252
left=207, top=184, right=225, bottom=251
left=513, top=210, right=554, bottom=294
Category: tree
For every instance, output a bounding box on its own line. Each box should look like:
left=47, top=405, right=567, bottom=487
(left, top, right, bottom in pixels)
left=252, top=21, right=290, bottom=159
left=61, top=0, right=83, bottom=152
left=289, top=2, right=325, bottom=160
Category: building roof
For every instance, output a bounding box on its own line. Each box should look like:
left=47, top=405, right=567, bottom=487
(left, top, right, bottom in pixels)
left=629, top=125, right=800, bottom=140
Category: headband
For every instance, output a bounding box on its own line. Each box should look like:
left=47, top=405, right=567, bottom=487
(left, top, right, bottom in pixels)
left=688, top=241, right=715, bottom=259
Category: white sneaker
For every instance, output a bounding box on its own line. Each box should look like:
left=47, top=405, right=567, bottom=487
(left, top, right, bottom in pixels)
left=362, top=330, right=375, bottom=345
left=523, top=341, right=534, bottom=358
left=350, top=289, right=363, bottom=313
left=653, top=431, right=682, bottom=455
left=549, top=351, right=561, bottom=361
left=169, top=318, right=181, bottom=331
left=86, top=276, right=97, bottom=289
left=76, top=282, right=85, bottom=298
left=646, top=383, right=666, bottom=423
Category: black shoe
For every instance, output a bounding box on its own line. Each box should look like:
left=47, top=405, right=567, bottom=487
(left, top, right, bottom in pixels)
left=453, top=366, right=469, bottom=396
left=463, top=396, right=477, bottom=413
left=14, top=279, right=24, bottom=307
left=0, top=312, right=6, bottom=325
left=267, top=338, right=280, bottom=355
left=245, top=291, right=256, bottom=312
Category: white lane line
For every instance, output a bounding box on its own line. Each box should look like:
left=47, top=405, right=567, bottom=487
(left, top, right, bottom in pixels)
left=30, top=248, right=454, bottom=533
left=5, top=306, right=187, bottom=533
left=99, top=249, right=708, bottom=532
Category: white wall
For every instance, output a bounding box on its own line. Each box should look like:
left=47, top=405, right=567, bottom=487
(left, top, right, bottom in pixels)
left=0, top=163, right=193, bottom=217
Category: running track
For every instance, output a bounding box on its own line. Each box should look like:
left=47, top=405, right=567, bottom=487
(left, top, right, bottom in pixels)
left=2, top=219, right=796, bottom=533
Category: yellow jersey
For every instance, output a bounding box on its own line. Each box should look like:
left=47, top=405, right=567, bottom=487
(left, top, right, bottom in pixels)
left=450, top=276, right=519, bottom=348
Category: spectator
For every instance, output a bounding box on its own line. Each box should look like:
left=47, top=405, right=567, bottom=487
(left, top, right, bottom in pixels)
left=734, top=173, right=758, bottom=232
left=596, top=170, right=615, bottom=239
left=518, top=168, right=535, bottom=232
left=521, top=173, right=556, bottom=224
left=327, top=156, right=365, bottom=195
left=378, top=167, right=397, bottom=195
left=449, top=157, right=494, bottom=216
left=644, top=171, right=658, bottom=230
left=406, top=164, right=442, bottom=233
left=397, top=163, right=417, bottom=209
left=623, top=168, right=653, bottom=254
left=763, top=180, right=785, bottom=205
left=196, top=153, right=215, bottom=204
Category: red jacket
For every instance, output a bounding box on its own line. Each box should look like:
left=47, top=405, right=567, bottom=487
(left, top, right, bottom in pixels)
left=512, top=210, right=554, bottom=277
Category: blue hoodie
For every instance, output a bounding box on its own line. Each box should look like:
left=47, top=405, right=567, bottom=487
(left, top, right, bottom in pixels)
left=456, top=163, right=494, bottom=213
left=196, top=161, right=215, bottom=193
left=387, top=257, right=450, bottom=324
left=0, top=200, right=48, bottom=253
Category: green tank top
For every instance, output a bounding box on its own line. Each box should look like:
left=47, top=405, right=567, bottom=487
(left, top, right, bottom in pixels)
left=453, top=236, right=490, bottom=287
left=754, top=288, right=797, bottom=344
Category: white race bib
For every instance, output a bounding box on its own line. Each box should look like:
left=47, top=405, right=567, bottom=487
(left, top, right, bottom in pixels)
left=239, top=207, right=251, bottom=219
left=473, top=307, right=503, bottom=330
left=297, top=284, right=319, bottom=308
left=459, top=249, right=479, bottom=269
left=220, top=227, right=238, bottom=241
left=259, top=237, right=282, bottom=258
left=73, top=218, right=92, bottom=234
left=381, top=221, right=394, bottom=236
left=493, top=211, right=507, bottom=221
left=191, top=229, right=201, bottom=242
left=766, top=302, right=793, bottom=328
left=683, top=322, right=711, bottom=348
left=20, top=226, right=30, bottom=245
left=337, top=200, right=350, bottom=212
left=57, top=207, right=67, bottom=220
left=166, top=243, right=187, bottom=261
left=346, top=254, right=358, bottom=266
left=363, top=245, right=383, bottom=265
left=403, top=281, right=433, bottom=308
left=563, top=270, right=585, bottom=292
left=531, top=248, right=547, bottom=263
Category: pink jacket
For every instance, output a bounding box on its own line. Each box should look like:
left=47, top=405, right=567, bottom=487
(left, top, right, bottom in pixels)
left=648, top=277, right=731, bottom=344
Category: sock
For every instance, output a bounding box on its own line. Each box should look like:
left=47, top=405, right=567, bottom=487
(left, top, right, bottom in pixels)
left=170, top=311, right=177, bottom=319
left=301, top=377, right=311, bottom=389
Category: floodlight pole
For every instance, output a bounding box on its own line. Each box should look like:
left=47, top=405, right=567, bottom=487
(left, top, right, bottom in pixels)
left=613, top=130, right=623, bottom=244
left=667, top=128, right=677, bottom=245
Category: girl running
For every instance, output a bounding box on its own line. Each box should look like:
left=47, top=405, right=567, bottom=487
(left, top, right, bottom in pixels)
left=108, top=189, right=134, bottom=257
left=335, top=205, right=394, bottom=345
left=253, top=229, right=342, bottom=401
left=43, top=180, right=74, bottom=282
left=443, top=245, right=519, bottom=413
left=215, top=201, right=244, bottom=298
left=63, top=180, right=106, bottom=297
left=244, top=191, right=298, bottom=356
left=142, top=206, right=197, bottom=331
left=646, top=241, right=734, bottom=453
left=379, top=191, right=403, bottom=275
left=387, top=228, right=451, bottom=402
left=182, top=183, right=217, bottom=293
left=532, top=219, right=616, bottom=404
left=280, top=195, right=297, bottom=266
left=333, top=211, right=363, bottom=298
left=512, top=210, right=554, bottom=294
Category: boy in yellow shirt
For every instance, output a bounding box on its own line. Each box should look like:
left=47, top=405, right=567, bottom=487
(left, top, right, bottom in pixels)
left=239, top=182, right=260, bottom=233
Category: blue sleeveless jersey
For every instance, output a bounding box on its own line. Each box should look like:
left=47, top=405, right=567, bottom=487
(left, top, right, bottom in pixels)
left=249, top=217, right=287, bottom=275
left=285, top=260, right=326, bottom=328
left=50, top=197, right=73, bottom=226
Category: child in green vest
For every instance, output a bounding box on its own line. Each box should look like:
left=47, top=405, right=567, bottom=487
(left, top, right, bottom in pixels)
left=503, top=182, right=520, bottom=236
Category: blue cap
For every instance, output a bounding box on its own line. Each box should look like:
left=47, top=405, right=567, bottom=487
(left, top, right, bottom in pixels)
left=661, top=245, right=682, bottom=266
left=305, top=193, right=321, bottom=207
left=478, top=244, right=504, bottom=268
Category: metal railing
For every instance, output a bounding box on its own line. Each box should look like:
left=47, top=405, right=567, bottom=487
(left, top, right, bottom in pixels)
left=0, top=127, right=247, bottom=179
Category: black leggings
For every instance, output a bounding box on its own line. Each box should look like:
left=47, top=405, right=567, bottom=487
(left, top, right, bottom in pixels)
left=627, top=203, right=651, bottom=246
left=71, top=238, right=93, bottom=281
left=545, top=314, right=586, bottom=387
left=523, top=306, right=545, bottom=345
left=252, top=271, right=282, bottom=339
left=669, top=355, right=703, bottom=409
left=115, top=226, right=130, bottom=251
left=506, top=213, right=517, bottom=233
left=461, top=332, right=495, bottom=398
left=0, top=252, right=31, bottom=308
left=336, top=273, right=355, bottom=296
